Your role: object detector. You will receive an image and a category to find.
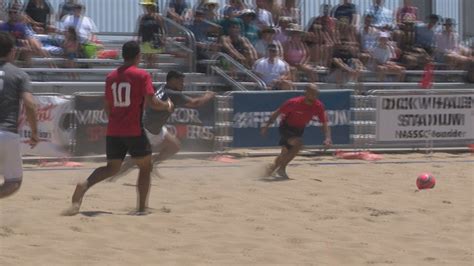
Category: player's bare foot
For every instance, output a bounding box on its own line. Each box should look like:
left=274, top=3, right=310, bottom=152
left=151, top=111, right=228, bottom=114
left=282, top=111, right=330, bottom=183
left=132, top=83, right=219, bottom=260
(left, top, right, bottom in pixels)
left=276, top=167, right=289, bottom=179
left=62, top=181, right=88, bottom=216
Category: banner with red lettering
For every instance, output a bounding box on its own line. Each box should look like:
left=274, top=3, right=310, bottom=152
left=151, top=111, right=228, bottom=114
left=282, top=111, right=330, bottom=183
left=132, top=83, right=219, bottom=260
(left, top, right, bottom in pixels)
left=72, top=94, right=108, bottom=156
left=19, top=95, right=74, bottom=157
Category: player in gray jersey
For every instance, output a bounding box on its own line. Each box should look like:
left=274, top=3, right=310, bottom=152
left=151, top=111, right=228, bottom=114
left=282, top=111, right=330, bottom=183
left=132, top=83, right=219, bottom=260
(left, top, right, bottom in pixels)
left=109, top=70, right=215, bottom=181
left=0, top=32, right=38, bottom=198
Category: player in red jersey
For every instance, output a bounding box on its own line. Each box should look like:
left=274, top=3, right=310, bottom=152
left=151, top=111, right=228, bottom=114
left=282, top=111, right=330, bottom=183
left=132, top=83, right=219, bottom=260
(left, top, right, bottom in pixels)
left=64, top=41, right=173, bottom=215
left=260, top=84, right=332, bottom=179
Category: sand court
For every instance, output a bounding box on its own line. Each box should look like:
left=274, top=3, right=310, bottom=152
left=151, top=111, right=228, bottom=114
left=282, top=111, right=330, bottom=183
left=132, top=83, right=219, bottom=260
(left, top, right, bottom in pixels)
left=0, top=153, right=473, bottom=265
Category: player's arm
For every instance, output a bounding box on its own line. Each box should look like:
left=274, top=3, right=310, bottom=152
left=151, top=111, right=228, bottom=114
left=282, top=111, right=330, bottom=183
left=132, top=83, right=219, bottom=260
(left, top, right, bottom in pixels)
left=145, top=94, right=174, bottom=112
left=184, top=91, right=215, bottom=108
left=21, top=91, right=39, bottom=148
left=320, top=112, right=332, bottom=148
left=260, top=109, right=281, bottom=137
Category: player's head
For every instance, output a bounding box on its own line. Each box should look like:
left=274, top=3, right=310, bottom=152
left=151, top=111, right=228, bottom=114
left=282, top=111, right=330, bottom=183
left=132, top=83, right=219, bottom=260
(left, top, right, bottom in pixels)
left=0, top=32, right=16, bottom=60
left=304, top=83, right=320, bottom=103
left=166, top=70, right=185, bottom=91
left=122, top=41, right=141, bottom=65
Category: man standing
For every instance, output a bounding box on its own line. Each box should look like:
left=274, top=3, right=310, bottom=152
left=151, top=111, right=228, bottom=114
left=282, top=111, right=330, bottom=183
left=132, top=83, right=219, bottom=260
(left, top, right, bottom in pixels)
left=0, top=32, right=38, bottom=198
left=109, top=70, right=215, bottom=181
left=64, top=41, right=173, bottom=215
left=260, top=84, right=332, bottom=179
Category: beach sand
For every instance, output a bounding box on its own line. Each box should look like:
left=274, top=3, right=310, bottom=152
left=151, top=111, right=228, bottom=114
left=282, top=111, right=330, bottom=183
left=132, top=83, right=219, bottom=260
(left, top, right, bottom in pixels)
left=0, top=152, right=473, bottom=265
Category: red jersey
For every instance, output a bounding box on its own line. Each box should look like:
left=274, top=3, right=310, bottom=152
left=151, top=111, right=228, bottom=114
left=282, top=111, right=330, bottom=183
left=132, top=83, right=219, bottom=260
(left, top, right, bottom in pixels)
left=105, top=65, right=155, bottom=136
left=279, top=96, right=327, bottom=129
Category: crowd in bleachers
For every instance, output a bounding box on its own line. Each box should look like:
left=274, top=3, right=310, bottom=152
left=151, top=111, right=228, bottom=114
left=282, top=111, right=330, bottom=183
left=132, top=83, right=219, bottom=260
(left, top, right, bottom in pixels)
left=1, top=0, right=473, bottom=87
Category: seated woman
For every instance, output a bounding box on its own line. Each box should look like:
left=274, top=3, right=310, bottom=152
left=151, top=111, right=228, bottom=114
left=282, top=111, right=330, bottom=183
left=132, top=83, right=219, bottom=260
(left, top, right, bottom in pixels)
left=283, top=24, right=317, bottom=82
left=435, top=18, right=471, bottom=70
left=369, top=32, right=405, bottom=82
left=331, top=38, right=364, bottom=84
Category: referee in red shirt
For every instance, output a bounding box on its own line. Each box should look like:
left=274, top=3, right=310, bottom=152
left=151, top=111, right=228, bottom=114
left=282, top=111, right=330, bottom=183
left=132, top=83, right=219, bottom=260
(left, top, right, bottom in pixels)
left=261, top=84, right=332, bottom=179
left=64, top=41, right=173, bottom=215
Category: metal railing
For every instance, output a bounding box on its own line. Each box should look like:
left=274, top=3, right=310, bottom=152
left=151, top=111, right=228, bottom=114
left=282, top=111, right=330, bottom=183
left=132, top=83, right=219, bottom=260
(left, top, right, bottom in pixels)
left=210, top=52, right=266, bottom=91
left=163, top=17, right=196, bottom=72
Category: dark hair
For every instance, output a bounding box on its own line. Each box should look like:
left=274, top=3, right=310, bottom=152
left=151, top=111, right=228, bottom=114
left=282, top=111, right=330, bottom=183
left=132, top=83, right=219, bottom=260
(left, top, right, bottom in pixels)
left=122, top=41, right=140, bottom=61
left=428, top=14, right=439, bottom=22
left=66, top=26, right=78, bottom=42
left=0, top=32, right=15, bottom=58
left=166, top=70, right=185, bottom=82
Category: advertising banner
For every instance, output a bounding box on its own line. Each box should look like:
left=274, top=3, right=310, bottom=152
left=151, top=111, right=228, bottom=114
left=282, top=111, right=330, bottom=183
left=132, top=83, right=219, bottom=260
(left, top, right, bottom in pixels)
left=376, top=94, right=474, bottom=141
left=73, top=92, right=215, bottom=155
left=19, top=95, right=73, bottom=157
left=232, top=90, right=352, bottom=147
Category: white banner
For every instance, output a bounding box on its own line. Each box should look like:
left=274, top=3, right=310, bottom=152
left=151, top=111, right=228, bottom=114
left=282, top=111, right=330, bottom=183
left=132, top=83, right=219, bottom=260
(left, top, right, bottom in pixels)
left=376, top=94, right=474, bottom=142
left=18, top=95, right=73, bottom=157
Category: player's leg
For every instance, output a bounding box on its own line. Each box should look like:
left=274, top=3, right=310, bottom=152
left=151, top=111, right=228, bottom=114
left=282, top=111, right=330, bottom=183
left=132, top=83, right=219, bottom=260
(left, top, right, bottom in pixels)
left=63, top=137, right=126, bottom=215
left=0, top=131, right=23, bottom=199
left=128, top=133, right=153, bottom=213
left=152, top=132, right=180, bottom=164
left=276, top=137, right=303, bottom=178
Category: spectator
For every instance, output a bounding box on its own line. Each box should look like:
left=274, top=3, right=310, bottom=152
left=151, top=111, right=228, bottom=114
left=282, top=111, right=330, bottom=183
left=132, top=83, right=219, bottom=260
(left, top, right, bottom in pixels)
left=57, top=0, right=77, bottom=21
left=333, top=0, right=358, bottom=27
left=358, top=14, right=380, bottom=65
left=24, top=0, right=54, bottom=34
left=274, top=16, right=291, bottom=45
left=220, top=19, right=257, bottom=67
left=284, top=23, right=317, bottom=82
left=331, top=37, right=364, bottom=84
left=201, top=0, right=219, bottom=23
left=0, top=0, right=9, bottom=22
left=0, top=4, right=36, bottom=65
left=314, top=4, right=336, bottom=33
left=254, top=27, right=282, bottom=58
left=239, top=9, right=259, bottom=45
left=414, top=14, right=439, bottom=55
left=137, top=0, right=164, bottom=69
left=311, top=6, right=338, bottom=67
left=60, top=4, right=97, bottom=43
left=62, top=26, right=79, bottom=77
left=253, top=43, right=292, bottom=90
left=278, top=0, right=300, bottom=24
left=369, top=32, right=405, bottom=81
left=395, top=0, right=417, bottom=25
left=255, top=0, right=273, bottom=29
left=365, top=0, right=394, bottom=30
left=435, top=18, right=470, bottom=70
left=167, top=0, right=190, bottom=24
left=305, top=18, right=324, bottom=67
left=187, top=9, right=221, bottom=60
left=222, top=0, right=246, bottom=20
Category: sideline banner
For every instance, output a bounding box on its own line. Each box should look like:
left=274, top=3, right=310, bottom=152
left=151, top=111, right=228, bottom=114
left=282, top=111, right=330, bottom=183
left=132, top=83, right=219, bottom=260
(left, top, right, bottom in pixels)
left=19, top=95, right=73, bottom=157
left=73, top=92, right=215, bottom=155
left=232, top=90, right=352, bottom=147
left=73, top=94, right=108, bottom=155
left=376, top=94, right=474, bottom=141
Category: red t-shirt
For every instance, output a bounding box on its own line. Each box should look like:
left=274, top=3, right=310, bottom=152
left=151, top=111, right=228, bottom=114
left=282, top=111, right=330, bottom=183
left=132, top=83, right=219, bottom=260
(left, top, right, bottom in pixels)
left=279, top=96, right=327, bottom=129
left=105, top=65, right=155, bottom=136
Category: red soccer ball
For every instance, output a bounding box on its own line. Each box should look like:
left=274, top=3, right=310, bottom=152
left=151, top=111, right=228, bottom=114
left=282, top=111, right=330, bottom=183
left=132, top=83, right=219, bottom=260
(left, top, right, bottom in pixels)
left=416, top=173, right=436, bottom=190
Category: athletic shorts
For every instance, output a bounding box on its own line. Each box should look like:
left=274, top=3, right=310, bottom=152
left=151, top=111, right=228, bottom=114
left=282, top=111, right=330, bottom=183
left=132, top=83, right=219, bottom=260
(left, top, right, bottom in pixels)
left=0, top=131, right=23, bottom=182
left=279, top=123, right=304, bottom=149
left=145, top=127, right=168, bottom=147
left=106, top=133, right=152, bottom=160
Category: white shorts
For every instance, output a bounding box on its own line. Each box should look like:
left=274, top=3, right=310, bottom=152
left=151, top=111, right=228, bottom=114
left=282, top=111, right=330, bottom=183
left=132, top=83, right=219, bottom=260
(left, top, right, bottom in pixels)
left=0, top=131, right=23, bottom=182
left=145, top=127, right=168, bottom=147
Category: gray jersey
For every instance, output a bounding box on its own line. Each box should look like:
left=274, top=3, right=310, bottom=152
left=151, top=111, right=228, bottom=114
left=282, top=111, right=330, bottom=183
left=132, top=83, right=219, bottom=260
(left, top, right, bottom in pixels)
left=0, top=61, right=32, bottom=133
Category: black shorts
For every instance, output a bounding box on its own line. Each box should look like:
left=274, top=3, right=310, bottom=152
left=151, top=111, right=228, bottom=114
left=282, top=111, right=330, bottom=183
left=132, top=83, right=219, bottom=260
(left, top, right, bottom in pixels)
left=279, top=123, right=304, bottom=149
left=106, top=133, right=152, bottom=160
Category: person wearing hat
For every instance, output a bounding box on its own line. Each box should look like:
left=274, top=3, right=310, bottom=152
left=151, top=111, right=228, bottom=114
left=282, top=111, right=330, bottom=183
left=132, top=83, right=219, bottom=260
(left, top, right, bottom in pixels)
left=255, top=0, right=274, bottom=29
left=60, top=3, right=97, bottom=43
left=253, top=43, right=292, bottom=90
left=137, top=0, right=164, bottom=68
left=435, top=18, right=470, bottom=70
left=220, top=18, right=257, bottom=68
left=167, top=0, right=190, bottom=24
left=187, top=8, right=221, bottom=61
left=274, top=16, right=292, bottom=45
left=239, top=9, right=259, bottom=45
left=254, top=27, right=282, bottom=58
left=369, top=31, right=405, bottom=81
left=283, top=23, right=317, bottom=82
left=222, top=0, right=246, bottom=20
